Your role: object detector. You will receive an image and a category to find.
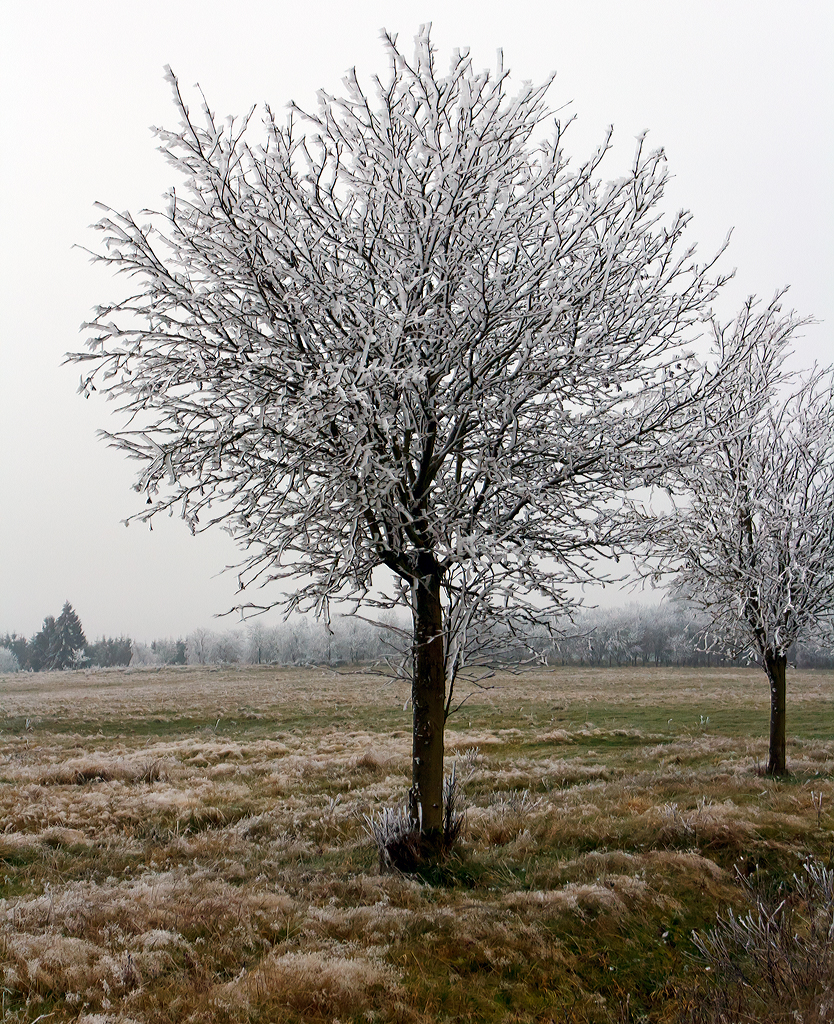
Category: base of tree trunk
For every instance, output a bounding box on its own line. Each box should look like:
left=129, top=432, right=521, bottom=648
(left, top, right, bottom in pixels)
left=370, top=770, right=465, bottom=874
left=379, top=824, right=457, bottom=874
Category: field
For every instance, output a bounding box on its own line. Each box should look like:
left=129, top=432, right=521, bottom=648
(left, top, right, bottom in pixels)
left=1, top=664, right=833, bottom=1023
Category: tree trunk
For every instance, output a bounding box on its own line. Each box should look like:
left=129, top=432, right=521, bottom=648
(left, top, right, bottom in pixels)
left=409, top=559, right=446, bottom=856
left=764, top=651, right=788, bottom=776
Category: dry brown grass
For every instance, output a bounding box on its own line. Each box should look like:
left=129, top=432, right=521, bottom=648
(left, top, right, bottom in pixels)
left=1, top=664, right=832, bottom=1022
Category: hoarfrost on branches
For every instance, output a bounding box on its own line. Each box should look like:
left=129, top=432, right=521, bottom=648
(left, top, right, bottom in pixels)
left=71, top=27, right=752, bottom=847
left=637, top=296, right=834, bottom=773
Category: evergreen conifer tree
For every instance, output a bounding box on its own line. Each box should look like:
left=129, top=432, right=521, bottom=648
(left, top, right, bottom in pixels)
left=30, top=616, right=57, bottom=671
left=50, top=602, right=88, bottom=670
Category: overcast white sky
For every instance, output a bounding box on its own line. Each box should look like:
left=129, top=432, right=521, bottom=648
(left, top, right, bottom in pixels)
left=1, top=1, right=831, bottom=642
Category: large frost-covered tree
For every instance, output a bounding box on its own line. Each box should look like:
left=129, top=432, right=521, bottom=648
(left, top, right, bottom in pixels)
left=639, top=298, right=834, bottom=775
left=73, top=28, right=749, bottom=856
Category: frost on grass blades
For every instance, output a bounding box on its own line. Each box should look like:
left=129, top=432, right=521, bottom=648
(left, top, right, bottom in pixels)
left=72, top=27, right=754, bottom=863
left=691, top=860, right=834, bottom=1020
left=636, top=299, right=834, bottom=776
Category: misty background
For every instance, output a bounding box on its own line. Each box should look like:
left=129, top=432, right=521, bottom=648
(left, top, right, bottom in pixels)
left=1, top=1, right=831, bottom=642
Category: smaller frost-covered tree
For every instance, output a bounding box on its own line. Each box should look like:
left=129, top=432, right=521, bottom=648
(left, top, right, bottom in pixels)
left=210, top=630, right=244, bottom=664
left=640, top=298, right=834, bottom=774
left=0, top=647, right=20, bottom=673
left=185, top=628, right=215, bottom=665
left=1, top=633, right=30, bottom=671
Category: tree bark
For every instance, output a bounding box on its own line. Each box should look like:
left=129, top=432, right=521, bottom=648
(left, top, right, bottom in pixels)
left=764, top=651, right=788, bottom=776
left=409, top=558, right=446, bottom=856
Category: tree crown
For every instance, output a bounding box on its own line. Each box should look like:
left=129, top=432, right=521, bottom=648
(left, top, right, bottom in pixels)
left=73, top=28, right=745, bottom=664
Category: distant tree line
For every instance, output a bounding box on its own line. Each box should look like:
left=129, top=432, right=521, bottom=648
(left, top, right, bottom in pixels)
left=131, top=604, right=834, bottom=670
left=0, top=602, right=132, bottom=672
left=542, top=604, right=834, bottom=670
left=130, top=616, right=395, bottom=668
left=2, top=601, right=830, bottom=674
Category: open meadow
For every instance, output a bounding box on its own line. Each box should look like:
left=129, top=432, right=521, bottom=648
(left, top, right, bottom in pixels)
left=1, top=664, right=833, bottom=1023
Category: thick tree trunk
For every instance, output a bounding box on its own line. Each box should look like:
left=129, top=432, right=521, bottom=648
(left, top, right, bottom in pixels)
left=764, top=651, right=788, bottom=776
left=409, top=559, right=446, bottom=856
